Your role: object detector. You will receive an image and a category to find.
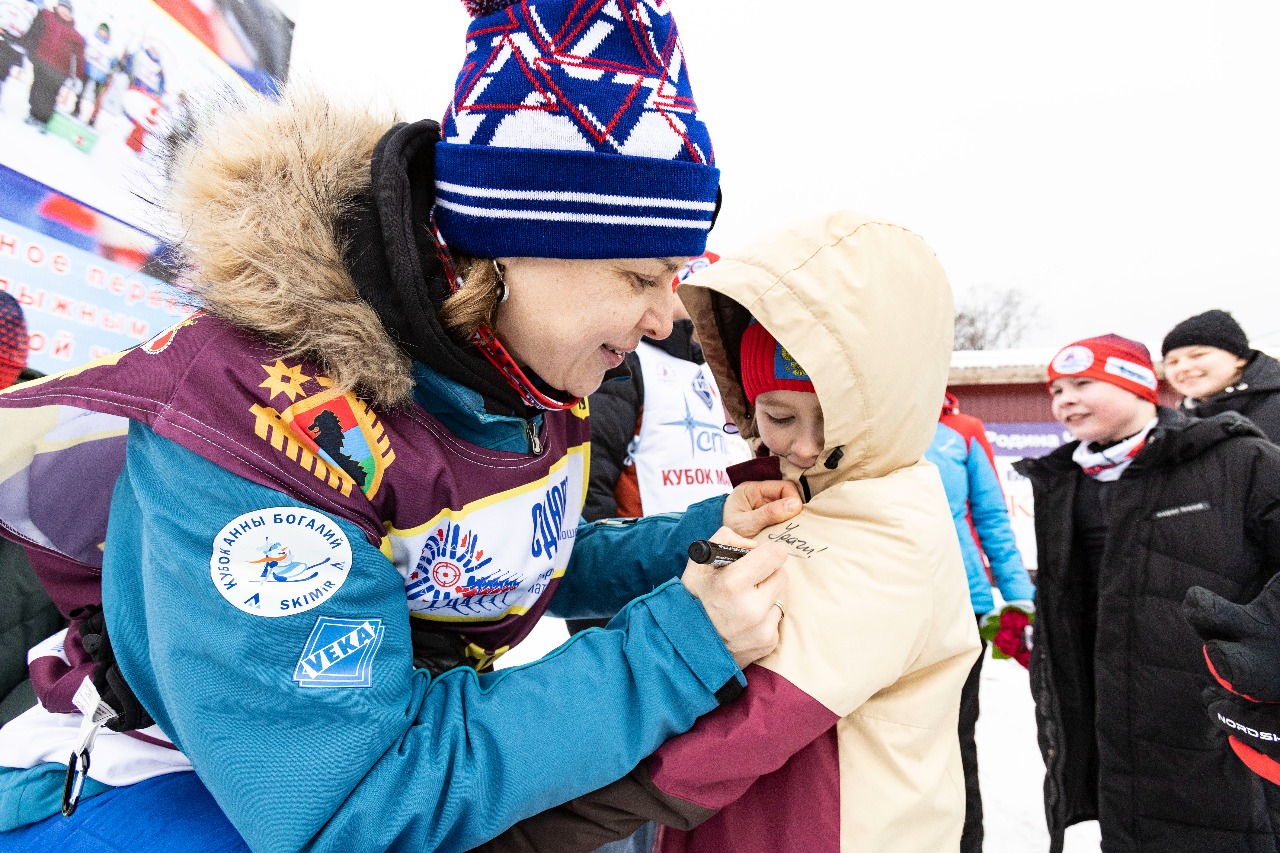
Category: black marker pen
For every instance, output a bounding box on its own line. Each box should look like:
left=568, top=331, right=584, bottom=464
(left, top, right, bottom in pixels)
left=687, top=539, right=750, bottom=568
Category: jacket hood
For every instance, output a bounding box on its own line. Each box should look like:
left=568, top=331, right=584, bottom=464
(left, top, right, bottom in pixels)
left=679, top=211, right=954, bottom=491
left=165, top=90, right=414, bottom=407
left=1135, top=407, right=1264, bottom=469
left=1195, top=350, right=1280, bottom=406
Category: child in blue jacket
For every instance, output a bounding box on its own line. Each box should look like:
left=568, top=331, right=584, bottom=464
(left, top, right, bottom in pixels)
left=925, top=392, right=1035, bottom=853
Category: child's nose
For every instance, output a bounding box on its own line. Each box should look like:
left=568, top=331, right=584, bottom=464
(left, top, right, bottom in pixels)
left=798, top=432, right=823, bottom=458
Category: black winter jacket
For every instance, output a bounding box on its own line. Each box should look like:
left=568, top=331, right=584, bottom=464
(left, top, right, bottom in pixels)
left=1182, top=350, right=1280, bottom=443
left=1014, top=408, right=1280, bottom=853
left=567, top=321, right=701, bottom=634
left=580, top=319, right=701, bottom=523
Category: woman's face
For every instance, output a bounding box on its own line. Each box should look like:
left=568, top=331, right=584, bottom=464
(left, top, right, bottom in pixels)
left=1162, top=345, right=1247, bottom=400
left=754, top=390, right=825, bottom=470
left=1050, top=377, right=1153, bottom=444
left=493, top=256, right=685, bottom=398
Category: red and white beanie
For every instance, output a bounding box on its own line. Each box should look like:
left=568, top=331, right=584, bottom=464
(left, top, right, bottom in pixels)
left=1047, top=334, right=1158, bottom=405
left=740, top=321, right=815, bottom=406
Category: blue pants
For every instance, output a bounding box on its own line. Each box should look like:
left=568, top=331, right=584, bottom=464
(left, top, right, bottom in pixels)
left=0, top=771, right=249, bottom=852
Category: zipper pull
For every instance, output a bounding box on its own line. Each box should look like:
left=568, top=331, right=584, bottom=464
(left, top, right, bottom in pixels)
left=524, top=420, right=543, bottom=455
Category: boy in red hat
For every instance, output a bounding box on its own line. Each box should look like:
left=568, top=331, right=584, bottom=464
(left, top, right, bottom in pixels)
left=1013, top=334, right=1280, bottom=853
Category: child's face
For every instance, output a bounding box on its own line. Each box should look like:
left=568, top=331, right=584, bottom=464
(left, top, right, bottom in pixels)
left=1050, top=377, right=1152, bottom=444
left=1162, top=345, right=1247, bottom=400
left=755, top=390, right=824, bottom=469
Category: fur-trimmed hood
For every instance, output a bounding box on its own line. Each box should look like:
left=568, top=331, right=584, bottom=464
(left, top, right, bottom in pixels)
left=169, top=89, right=539, bottom=415
left=167, top=90, right=416, bottom=407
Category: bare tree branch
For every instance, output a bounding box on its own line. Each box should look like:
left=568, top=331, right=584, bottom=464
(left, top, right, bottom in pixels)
left=954, top=286, right=1041, bottom=350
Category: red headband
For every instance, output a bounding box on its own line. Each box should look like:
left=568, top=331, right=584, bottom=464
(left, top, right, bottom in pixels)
left=1047, top=334, right=1158, bottom=405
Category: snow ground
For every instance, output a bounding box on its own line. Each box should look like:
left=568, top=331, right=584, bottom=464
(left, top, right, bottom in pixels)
left=976, top=651, right=1101, bottom=852
left=500, top=618, right=1104, bottom=852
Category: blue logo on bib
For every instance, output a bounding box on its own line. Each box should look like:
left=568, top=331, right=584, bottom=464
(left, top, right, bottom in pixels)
left=691, top=370, right=715, bottom=410
left=293, top=617, right=385, bottom=688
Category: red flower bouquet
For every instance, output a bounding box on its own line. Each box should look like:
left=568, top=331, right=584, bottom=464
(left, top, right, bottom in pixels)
left=979, top=604, right=1034, bottom=669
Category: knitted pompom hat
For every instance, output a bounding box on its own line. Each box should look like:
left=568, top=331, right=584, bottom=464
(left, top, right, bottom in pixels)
left=740, top=321, right=815, bottom=406
left=1161, top=309, right=1252, bottom=359
left=1047, top=333, right=1159, bottom=405
left=0, top=291, right=29, bottom=389
left=437, top=0, right=719, bottom=260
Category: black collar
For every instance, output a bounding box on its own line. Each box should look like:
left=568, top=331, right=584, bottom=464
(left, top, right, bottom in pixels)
left=341, top=119, right=530, bottom=417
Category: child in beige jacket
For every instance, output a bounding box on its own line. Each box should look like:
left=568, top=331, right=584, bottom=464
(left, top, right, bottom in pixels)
left=473, top=211, right=981, bottom=853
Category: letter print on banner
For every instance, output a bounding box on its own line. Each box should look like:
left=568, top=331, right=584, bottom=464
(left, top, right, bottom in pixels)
left=293, top=617, right=385, bottom=688
left=210, top=508, right=352, bottom=617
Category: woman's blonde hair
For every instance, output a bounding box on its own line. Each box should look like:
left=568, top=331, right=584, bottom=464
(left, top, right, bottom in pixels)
left=441, top=254, right=502, bottom=340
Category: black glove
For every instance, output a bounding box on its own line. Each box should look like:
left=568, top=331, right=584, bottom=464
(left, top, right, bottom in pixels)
left=1183, top=571, right=1280, bottom=702
left=71, top=605, right=154, bottom=733
left=1183, top=572, right=1280, bottom=786
left=1202, top=686, right=1280, bottom=785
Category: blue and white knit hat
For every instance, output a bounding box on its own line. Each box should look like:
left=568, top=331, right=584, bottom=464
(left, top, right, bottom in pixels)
left=436, top=0, right=720, bottom=260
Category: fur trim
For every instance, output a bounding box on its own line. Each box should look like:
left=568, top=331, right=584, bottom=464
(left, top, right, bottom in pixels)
left=166, top=88, right=414, bottom=407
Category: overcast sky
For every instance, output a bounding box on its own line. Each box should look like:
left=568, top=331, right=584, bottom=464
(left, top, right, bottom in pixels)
left=291, top=1, right=1280, bottom=353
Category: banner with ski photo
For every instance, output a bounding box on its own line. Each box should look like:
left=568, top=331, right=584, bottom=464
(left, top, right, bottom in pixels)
left=0, top=0, right=292, bottom=373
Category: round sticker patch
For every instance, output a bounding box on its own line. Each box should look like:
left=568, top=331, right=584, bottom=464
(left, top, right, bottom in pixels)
left=1051, top=345, right=1095, bottom=375
left=210, top=508, right=352, bottom=618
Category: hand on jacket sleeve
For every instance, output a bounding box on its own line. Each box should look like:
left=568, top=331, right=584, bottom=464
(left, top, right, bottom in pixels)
left=1183, top=571, right=1280, bottom=702
left=979, top=602, right=1034, bottom=668
left=1202, top=685, right=1280, bottom=786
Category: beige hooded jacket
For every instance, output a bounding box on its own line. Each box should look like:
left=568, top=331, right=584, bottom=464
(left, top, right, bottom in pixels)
left=475, top=211, right=982, bottom=853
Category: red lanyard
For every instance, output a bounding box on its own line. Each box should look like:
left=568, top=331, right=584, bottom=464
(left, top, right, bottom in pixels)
left=428, top=211, right=581, bottom=412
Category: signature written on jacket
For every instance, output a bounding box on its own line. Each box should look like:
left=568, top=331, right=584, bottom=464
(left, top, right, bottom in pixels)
left=767, top=522, right=828, bottom=558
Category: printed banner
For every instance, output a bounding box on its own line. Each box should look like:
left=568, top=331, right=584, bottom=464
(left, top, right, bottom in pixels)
left=0, top=188, right=192, bottom=373
left=984, top=422, right=1073, bottom=572
left=0, top=0, right=291, bottom=373
left=151, top=0, right=293, bottom=94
